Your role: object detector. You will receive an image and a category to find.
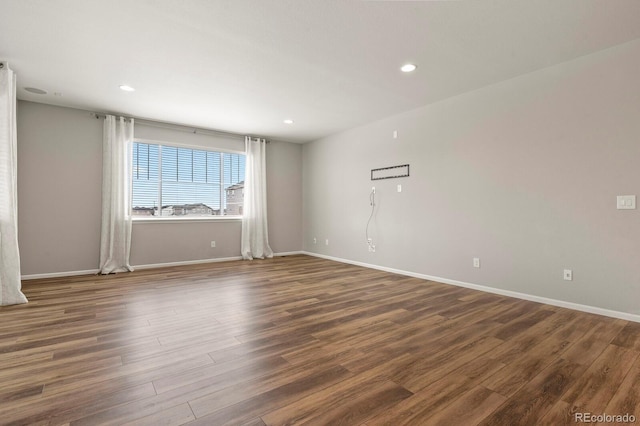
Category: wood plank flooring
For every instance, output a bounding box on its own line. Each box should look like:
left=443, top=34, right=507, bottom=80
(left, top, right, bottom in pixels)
left=1, top=254, right=638, bottom=425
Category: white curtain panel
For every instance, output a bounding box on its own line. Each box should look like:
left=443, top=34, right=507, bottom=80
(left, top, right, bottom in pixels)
left=241, top=136, right=273, bottom=260
left=99, top=115, right=134, bottom=274
left=0, top=63, right=27, bottom=305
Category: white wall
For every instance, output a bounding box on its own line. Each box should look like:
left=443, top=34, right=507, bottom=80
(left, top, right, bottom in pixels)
left=17, top=102, right=303, bottom=275
left=303, top=39, right=640, bottom=315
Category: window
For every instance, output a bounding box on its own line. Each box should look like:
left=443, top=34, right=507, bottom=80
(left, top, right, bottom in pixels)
left=132, top=141, right=245, bottom=217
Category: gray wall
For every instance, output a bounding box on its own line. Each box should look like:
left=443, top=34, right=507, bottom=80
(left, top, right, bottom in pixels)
left=17, top=101, right=303, bottom=275
left=303, top=39, right=640, bottom=315
left=17, top=102, right=103, bottom=275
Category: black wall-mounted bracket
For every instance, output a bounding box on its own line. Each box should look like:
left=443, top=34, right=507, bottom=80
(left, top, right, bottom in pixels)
left=371, top=164, right=410, bottom=180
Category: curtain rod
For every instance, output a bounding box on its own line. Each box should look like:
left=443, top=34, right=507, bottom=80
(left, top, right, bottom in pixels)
left=91, top=112, right=269, bottom=142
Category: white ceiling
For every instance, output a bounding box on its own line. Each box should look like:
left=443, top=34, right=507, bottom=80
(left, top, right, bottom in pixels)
left=2, top=0, right=640, bottom=143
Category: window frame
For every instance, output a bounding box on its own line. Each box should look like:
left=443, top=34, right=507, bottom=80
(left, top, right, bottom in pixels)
left=131, top=138, right=245, bottom=223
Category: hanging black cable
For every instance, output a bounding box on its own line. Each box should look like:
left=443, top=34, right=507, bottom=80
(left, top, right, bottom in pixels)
left=366, top=188, right=376, bottom=251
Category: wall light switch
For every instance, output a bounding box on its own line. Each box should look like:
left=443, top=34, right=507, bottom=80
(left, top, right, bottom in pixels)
left=617, top=195, right=636, bottom=210
left=393, top=130, right=398, bottom=139
left=397, top=184, right=402, bottom=193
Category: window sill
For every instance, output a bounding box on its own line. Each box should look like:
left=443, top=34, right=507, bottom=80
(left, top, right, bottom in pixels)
left=132, top=216, right=242, bottom=224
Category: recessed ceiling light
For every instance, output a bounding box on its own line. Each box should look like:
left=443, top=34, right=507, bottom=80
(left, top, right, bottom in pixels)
left=283, top=119, right=294, bottom=124
left=119, top=85, right=135, bottom=92
left=400, top=64, right=417, bottom=73
left=25, top=87, right=47, bottom=95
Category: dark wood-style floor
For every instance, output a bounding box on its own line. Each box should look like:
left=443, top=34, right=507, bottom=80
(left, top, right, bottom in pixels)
left=1, top=255, right=639, bottom=425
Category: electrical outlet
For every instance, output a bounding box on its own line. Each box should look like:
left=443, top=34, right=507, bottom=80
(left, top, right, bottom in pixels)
left=368, top=238, right=375, bottom=252
left=372, top=186, right=376, bottom=194
left=210, top=241, right=216, bottom=248
left=564, top=269, right=573, bottom=281
left=325, top=239, right=329, bottom=246
left=617, top=195, right=636, bottom=210
left=473, top=258, right=480, bottom=268
left=313, top=237, right=317, bottom=244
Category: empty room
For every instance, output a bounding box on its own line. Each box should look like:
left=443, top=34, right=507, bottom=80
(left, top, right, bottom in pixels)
left=1, top=1, right=639, bottom=425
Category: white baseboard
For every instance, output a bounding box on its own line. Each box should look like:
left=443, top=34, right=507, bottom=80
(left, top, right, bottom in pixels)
left=134, top=251, right=303, bottom=270
left=302, top=251, right=640, bottom=324
left=21, top=269, right=101, bottom=280
left=133, top=256, right=243, bottom=270
left=21, top=251, right=305, bottom=280
left=273, top=251, right=304, bottom=257
left=28, top=250, right=634, bottom=324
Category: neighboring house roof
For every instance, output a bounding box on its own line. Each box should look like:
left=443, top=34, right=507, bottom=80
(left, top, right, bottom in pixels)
left=134, top=203, right=215, bottom=210
left=161, top=203, right=214, bottom=210
left=226, top=181, right=244, bottom=191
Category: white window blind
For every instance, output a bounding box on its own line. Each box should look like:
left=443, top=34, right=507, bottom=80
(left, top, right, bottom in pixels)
left=132, top=142, right=245, bottom=217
